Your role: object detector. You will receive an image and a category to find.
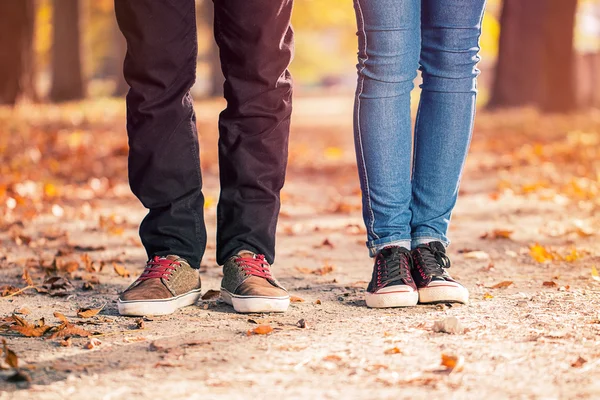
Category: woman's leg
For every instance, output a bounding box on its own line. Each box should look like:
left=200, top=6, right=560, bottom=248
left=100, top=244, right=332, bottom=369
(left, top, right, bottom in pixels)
left=410, top=0, right=486, bottom=247
left=353, top=0, right=421, bottom=257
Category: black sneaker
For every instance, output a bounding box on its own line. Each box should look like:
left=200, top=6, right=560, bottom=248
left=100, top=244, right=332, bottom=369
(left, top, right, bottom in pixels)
left=411, top=242, right=469, bottom=304
left=365, top=246, right=418, bottom=308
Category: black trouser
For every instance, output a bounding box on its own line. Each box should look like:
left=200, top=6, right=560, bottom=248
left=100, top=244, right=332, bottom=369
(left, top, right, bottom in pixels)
left=115, top=0, right=294, bottom=267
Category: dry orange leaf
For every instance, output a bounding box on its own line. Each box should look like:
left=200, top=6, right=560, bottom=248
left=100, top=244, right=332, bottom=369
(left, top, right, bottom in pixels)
left=441, top=353, right=464, bottom=372
left=113, top=262, right=130, bottom=278
left=9, top=315, right=52, bottom=338
left=2, top=339, right=18, bottom=369
left=290, top=295, right=305, bottom=303
left=384, top=347, right=402, bottom=355
left=571, top=356, right=587, bottom=368
left=77, top=304, right=105, bottom=318
left=489, top=281, right=513, bottom=289
left=248, top=325, right=273, bottom=336
left=542, top=281, right=557, bottom=287
left=21, top=269, right=34, bottom=286
left=53, top=312, right=68, bottom=324
left=323, top=354, right=343, bottom=362
left=60, top=337, right=72, bottom=347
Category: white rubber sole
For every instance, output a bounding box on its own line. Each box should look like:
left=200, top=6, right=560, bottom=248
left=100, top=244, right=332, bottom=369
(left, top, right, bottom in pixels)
left=365, top=286, right=419, bottom=308
left=418, top=281, right=469, bottom=304
left=221, top=288, right=290, bottom=313
left=117, top=289, right=202, bottom=316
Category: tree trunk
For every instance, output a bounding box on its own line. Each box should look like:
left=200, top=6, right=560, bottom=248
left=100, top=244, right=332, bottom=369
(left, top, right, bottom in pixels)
left=487, top=0, right=546, bottom=109
left=540, top=0, right=578, bottom=113
left=0, top=1, right=36, bottom=105
left=488, top=0, right=577, bottom=113
left=50, top=0, right=85, bottom=102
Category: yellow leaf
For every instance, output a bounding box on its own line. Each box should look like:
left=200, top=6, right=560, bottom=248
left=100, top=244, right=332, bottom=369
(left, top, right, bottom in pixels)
left=529, top=243, right=556, bottom=263
left=441, top=353, right=464, bottom=372
left=384, top=347, right=402, bottom=355
left=592, top=266, right=600, bottom=282
left=483, top=292, right=494, bottom=300
left=113, top=263, right=131, bottom=278
left=324, top=147, right=343, bottom=161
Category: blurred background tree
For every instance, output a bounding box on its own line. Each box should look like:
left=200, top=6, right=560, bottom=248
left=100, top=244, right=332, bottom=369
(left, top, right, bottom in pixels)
left=0, top=0, right=598, bottom=112
left=0, top=0, right=36, bottom=105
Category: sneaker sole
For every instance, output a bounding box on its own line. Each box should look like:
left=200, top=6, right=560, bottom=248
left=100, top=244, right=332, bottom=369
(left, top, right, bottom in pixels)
left=418, top=283, right=469, bottom=304
left=221, top=288, right=290, bottom=313
left=365, top=290, right=419, bottom=308
left=117, top=289, right=202, bottom=316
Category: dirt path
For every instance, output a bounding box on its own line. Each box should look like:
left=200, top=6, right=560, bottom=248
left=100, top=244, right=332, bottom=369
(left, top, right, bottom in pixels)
left=1, top=99, right=600, bottom=399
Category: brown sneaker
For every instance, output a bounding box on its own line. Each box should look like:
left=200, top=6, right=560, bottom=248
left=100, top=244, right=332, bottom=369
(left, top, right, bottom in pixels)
left=117, top=255, right=202, bottom=316
left=220, top=251, right=289, bottom=313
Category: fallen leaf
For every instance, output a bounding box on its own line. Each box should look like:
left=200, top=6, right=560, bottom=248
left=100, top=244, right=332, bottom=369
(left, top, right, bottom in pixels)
left=113, top=262, right=130, bottom=278
left=14, top=308, right=30, bottom=315
left=248, top=325, right=273, bottom=336
left=384, top=347, right=402, bottom=355
left=83, top=338, right=102, bottom=349
left=21, top=269, right=34, bottom=286
left=9, top=315, right=52, bottom=338
left=592, top=266, right=600, bottom=282
left=135, top=319, right=145, bottom=329
left=60, top=337, right=72, bottom=347
left=297, top=319, right=307, bottom=329
left=489, top=281, right=513, bottom=289
left=441, top=353, right=465, bottom=373
left=2, top=339, right=18, bottom=369
left=290, top=295, right=305, bottom=303
left=201, top=290, right=220, bottom=300
left=323, top=354, right=343, bottom=362
left=77, top=304, right=105, bottom=318
left=530, top=243, right=557, bottom=263
left=571, top=356, right=587, bottom=368
left=53, top=312, right=68, bottom=324
left=542, top=281, right=557, bottom=287
left=314, top=299, right=322, bottom=305
left=314, top=238, right=335, bottom=249
left=480, top=230, right=513, bottom=240
left=483, top=292, right=494, bottom=300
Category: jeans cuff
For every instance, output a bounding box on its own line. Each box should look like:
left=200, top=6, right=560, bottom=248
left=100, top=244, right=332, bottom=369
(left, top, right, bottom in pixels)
left=411, top=236, right=449, bottom=250
left=367, top=237, right=412, bottom=258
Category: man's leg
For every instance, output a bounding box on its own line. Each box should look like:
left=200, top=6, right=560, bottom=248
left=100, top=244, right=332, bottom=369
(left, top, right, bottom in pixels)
left=214, top=0, right=294, bottom=313
left=115, top=0, right=205, bottom=316
left=214, top=0, right=294, bottom=266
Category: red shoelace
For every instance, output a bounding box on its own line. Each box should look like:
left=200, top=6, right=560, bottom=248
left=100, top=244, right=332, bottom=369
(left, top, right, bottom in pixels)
left=136, top=256, right=180, bottom=282
left=235, top=254, right=272, bottom=280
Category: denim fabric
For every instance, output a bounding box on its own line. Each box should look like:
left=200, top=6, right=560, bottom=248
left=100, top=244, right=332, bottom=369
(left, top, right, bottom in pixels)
left=115, top=0, right=293, bottom=267
left=353, top=0, right=486, bottom=256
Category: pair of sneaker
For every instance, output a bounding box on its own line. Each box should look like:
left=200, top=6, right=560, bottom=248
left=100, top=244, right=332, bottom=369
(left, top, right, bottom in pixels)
left=365, top=241, right=469, bottom=308
left=117, top=251, right=290, bottom=316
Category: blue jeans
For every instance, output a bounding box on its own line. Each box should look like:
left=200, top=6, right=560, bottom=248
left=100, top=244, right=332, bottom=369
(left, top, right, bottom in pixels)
left=353, top=0, right=486, bottom=256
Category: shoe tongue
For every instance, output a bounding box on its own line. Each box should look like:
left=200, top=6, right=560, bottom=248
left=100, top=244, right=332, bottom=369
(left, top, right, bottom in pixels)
left=427, top=241, right=446, bottom=253
left=237, top=251, right=256, bottom=258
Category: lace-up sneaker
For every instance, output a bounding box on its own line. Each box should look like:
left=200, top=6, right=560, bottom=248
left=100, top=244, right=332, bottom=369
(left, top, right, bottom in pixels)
left=411, top=242, right=469, bottom=304
left=221, top=251, right=290, bottom=313
left=117, top=255, right=202, bottom=316
left=365, top=246, right=418, bottom=308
